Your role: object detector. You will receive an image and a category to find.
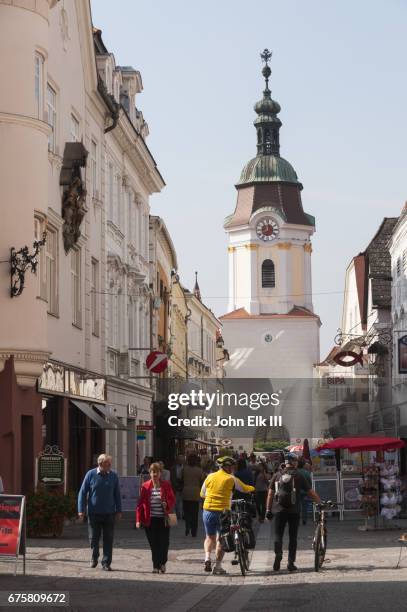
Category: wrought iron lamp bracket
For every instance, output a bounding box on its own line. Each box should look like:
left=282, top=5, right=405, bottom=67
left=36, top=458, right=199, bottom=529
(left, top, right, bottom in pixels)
left=10, top=232, right=47, bottom=297
left=334, top=328, right=392, bottom=348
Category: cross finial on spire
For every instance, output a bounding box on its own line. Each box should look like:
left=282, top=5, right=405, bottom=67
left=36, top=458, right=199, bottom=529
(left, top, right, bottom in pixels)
left=260, top=49, right=272, bottom=65
left=260, top=49, right=272, bottom=91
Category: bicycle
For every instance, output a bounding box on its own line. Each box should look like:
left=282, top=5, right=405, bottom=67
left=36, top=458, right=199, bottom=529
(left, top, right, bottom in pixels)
left=220, top=498, right=255, bottom=576
left=312, top=500, right=341, bottom=571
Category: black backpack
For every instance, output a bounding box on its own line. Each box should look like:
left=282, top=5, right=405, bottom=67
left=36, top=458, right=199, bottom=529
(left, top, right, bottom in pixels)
left=275, top=468, right=297, bottom=509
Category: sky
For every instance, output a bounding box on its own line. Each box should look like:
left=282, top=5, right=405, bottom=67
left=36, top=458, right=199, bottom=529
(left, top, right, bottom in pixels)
left=91, top=0, right=407, bottom=358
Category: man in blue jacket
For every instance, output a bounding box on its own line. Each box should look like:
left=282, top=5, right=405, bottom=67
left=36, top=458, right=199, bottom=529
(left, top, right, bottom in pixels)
left=78, top=454, right=122, bottom=570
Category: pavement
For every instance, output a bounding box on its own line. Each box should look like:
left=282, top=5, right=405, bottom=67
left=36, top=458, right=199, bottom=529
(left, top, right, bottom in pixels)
left=1, top=515, right=407, bottom=611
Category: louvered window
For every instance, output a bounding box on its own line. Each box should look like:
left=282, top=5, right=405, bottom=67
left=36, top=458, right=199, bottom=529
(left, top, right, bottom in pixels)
left=262, top=259, right=275, bottom=288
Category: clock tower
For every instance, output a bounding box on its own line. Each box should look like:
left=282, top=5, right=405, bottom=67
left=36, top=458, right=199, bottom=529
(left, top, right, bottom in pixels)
left=221, top=50, right=320, bottom=380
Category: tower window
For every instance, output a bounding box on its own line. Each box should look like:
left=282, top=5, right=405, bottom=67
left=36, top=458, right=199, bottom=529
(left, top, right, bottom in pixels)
left=262, top=259, right=275, bottom=288
left=264, top=129, right=271, bottom=154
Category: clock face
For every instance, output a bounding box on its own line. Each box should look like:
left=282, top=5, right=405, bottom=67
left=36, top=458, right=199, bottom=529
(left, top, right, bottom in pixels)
left=256, top=217, right=279, bottom=242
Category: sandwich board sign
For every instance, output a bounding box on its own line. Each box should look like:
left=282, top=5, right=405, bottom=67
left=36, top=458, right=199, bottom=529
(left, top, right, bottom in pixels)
left=0, top=494, right=26, bottom=575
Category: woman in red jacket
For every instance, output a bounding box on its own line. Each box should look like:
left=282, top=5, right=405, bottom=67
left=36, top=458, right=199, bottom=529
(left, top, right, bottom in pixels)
left=136, top=462, right=176, bottom=573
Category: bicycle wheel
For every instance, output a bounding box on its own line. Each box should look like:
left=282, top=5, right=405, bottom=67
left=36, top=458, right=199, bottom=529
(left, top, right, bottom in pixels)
left=236, top=533, right=246, bottom=576
left=313, top=525, right=326, bottom=571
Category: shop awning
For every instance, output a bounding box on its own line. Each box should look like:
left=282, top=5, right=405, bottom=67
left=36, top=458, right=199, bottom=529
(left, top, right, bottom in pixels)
left=70, top=400, right=127, bottom=431
left=316, top=437, right=405, bottom=453
left=95, top=404, right=129, bottom=431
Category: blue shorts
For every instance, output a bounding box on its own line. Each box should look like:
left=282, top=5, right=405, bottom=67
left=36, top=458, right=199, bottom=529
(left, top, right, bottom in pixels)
left=202, top=510, right=222, bottom=536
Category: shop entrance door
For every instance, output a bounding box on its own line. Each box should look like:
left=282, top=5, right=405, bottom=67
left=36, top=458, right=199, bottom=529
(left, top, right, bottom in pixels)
left=21, top=415, right=34, bottom=494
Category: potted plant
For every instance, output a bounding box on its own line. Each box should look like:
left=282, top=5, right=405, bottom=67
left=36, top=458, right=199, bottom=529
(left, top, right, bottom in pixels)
left=26, top=488, right=77, bottom=537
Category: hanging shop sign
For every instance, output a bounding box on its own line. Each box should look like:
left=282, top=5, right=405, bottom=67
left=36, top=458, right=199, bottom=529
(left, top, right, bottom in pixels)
left=137, top=431, right=146, bottom=441
left=398, top=335, right=407, bottom=374
left=37, top=446, right=65, bottom=485
left=146, top=351, right=168, bottom=374
left=38, top=361, right=106, bottom=403
left=333, top=351, right=364, bottom=368
left=0, top=494, right=26, bottom=573
left=136, top=424, right=154, bottom=431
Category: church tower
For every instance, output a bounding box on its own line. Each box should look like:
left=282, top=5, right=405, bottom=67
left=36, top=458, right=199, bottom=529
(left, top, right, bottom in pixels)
left=221, top=51, right=320, bottom=379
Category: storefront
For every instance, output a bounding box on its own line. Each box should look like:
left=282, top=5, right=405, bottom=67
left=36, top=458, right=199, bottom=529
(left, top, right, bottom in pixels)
left=39, top=361, right=127, bottom=492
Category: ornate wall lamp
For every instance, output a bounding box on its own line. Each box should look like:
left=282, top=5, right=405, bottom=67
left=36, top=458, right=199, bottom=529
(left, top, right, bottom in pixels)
left=10, top=232, right=47, bottom=297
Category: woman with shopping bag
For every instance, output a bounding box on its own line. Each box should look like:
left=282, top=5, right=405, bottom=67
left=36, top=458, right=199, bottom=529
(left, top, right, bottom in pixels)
left=136, top=462, right=176, bottom=573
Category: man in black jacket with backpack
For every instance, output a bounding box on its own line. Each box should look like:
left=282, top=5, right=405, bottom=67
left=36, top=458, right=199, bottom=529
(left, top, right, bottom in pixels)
left=265, top=453, right=320, bottom=572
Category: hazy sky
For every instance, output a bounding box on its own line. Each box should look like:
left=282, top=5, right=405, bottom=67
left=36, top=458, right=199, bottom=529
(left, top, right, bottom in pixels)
left=91, top=0, right=407, bottom=357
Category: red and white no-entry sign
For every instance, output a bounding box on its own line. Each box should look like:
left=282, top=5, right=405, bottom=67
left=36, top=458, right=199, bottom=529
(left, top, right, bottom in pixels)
left=146, top=350, right=168, bottom=374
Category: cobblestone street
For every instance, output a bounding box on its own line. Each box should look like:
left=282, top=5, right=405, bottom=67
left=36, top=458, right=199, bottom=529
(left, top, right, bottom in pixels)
left=1, top=517, right=407, bottom=611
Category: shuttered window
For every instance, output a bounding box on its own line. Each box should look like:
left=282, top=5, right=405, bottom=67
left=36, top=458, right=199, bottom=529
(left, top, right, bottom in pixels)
left=262, top=259, right=275, bottom=288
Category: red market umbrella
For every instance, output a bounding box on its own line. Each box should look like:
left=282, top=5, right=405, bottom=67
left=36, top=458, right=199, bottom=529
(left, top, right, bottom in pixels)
left=316, top=437, right=405, bottom=453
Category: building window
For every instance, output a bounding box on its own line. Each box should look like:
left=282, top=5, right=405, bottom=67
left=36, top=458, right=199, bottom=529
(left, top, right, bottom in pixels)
left=34, top=53, right=44, bottom=120
left=108, top=163, right=114, bottom=221
left=70, top=114, right=80, bottom=142
left=90, top=140, right=97, bottom=198
left=116, top=175, right=122, bottom=228
left=262, top=259, right=275, bottom=288
left=128, top=192, right=133, bottom=245
left=71, top=248, right=81, bottom=327
left=91, top=258, right=99, bottom=336
left=34, top=215, right=47, bottom=299
left=45, top=226, right=58, bottom=315
left=47, top=84, right=57, bottom=152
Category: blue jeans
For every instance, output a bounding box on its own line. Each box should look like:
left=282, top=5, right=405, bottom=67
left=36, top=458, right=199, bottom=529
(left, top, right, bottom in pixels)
left=88, top=513, right=115, bottom=566
left=300, top=495, right=309, bottom=524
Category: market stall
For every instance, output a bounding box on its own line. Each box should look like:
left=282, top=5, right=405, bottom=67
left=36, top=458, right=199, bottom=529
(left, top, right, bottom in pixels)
left=316, top=437, right=405, bottom=529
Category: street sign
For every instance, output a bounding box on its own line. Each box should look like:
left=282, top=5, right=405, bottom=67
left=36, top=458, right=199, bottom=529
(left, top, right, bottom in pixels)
left=37, top=446, right=65, bottom=485
left=136, top=424, right=154, bottom=431
left=146, top=350, right=168, bottom=373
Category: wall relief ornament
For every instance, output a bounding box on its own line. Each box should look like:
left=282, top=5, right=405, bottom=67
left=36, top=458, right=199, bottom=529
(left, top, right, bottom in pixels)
left=59, top=142, right=88, bottom=253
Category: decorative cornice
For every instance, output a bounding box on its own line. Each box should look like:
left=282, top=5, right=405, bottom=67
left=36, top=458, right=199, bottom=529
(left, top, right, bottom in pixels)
left=0, top=349, right=50, bottom=388
left=277, top=242, right=292, bottom=250
left=0, top=112, right=51, bottom=137
left=245, top=244, right=259, bottom=250
left=304, top=243, right=313, bottom=253
left=227, top=246, right=236, bottom=253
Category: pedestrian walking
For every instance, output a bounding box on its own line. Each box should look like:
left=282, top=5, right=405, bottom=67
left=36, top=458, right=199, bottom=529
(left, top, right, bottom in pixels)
left=136, top=462, right=175, bottom=574
left=170, top=455, right=185, bottom=519
left=200, top=456, right=254, bottom=575
left=266, top=453, right=320, bottom=572
left=233, top=458, right=254, bottom=501
left=159, top=461, right=171, bottom=481
left=138, top=456, right=151, bottom=483
left=182, top=454, right=203, bottom=537
left=297, top=458, right=313, bottom=525
left=77, top=454, right=122, bottom=571
left=254, top=463, right=270, bottom=522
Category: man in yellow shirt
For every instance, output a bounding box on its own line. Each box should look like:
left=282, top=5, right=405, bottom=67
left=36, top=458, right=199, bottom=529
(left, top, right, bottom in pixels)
left=200, top=456, right=254, bottom=575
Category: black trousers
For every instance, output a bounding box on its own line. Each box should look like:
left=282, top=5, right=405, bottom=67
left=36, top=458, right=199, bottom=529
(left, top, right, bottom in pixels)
left=88, top=513, right=115, bottom=566
left=274, top=511, right=300, bottom=563
left=145, top=517, right=170, bottom=569
left=255, top=491, right=267, bottom=520
left=183, top=500, right=199, bottom=536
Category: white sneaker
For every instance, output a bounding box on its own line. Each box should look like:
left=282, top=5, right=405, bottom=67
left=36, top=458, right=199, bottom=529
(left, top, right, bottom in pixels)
left=152, top=568, right=159, bottom=574
left=211, top=566, right=227, bottom=575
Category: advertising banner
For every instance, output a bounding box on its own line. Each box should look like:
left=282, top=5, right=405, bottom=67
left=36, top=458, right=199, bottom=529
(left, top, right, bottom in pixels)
left=0, top=495, right=24, bottom=557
